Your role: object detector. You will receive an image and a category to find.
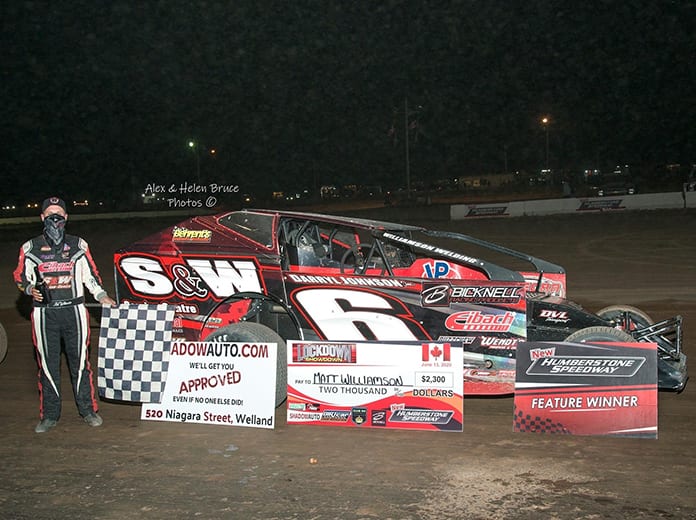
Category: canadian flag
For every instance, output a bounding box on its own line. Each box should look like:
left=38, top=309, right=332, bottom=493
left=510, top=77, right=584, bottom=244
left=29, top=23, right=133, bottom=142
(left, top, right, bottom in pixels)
left=422, top=343, right=451, bottom=362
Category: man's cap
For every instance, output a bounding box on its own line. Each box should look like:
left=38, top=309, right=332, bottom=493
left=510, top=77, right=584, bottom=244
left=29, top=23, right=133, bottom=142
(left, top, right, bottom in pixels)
left=41, top=197, right=67, bottom=213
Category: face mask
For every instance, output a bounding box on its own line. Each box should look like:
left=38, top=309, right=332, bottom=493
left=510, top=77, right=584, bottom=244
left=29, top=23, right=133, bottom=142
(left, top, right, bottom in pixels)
left=43, top=214, right=66, bottom=246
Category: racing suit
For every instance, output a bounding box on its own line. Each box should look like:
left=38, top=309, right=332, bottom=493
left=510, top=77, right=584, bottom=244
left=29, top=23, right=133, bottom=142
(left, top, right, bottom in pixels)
left=14, top=233, right=108, bottom=421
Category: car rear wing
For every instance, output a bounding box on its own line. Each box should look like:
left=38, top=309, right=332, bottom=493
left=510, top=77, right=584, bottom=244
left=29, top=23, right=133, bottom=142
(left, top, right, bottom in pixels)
left=422, top=230, right=565, bottom=275
left=377, top=228, right=565, bottom=288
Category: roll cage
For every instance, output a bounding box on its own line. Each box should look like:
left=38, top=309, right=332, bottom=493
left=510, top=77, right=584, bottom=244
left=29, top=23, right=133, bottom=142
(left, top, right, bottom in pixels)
left=274, top=215, right=564, bottom=287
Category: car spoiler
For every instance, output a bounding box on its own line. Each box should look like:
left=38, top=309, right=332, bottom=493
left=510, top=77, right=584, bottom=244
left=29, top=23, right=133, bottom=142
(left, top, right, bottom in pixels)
left=377, top=228, right=564, bottom=284
left=424, top=230, right=565, bottom=273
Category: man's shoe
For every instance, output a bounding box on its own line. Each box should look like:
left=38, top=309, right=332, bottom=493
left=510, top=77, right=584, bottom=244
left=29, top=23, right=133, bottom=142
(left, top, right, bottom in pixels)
left=83, top=413, right=103, bottom=427
left=35, top=418, right=57, bottom=433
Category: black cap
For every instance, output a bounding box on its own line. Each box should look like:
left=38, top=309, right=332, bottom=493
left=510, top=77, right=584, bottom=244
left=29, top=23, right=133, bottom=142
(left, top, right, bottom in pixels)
left=41, top=197, right=67, bottom=213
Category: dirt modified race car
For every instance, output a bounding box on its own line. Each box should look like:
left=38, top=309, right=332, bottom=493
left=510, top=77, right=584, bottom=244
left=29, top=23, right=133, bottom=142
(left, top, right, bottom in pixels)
left=114, top=209, right=687, bottom=404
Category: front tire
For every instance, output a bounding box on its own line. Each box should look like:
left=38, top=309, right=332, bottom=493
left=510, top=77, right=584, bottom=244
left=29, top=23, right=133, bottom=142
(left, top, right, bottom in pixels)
left=206, top=322, right=287, bottom=407
left=596, top=305, right=654, bottom=331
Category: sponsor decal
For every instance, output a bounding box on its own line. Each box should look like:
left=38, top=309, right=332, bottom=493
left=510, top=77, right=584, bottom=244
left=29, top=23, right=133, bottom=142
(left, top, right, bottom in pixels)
left=422, top=283, right=522, bottom=306
left=421, top=283, right=451, bottom=306
left=523, top=275, right=565, bottom=296
left=175, top=303, right=199, bottom=314
left=445, top=311, right=515, bottom=332
left=422, top=260, right=452, bottom=278
left=371, top=409, right=387, bottom=426
left=480, top=336, right=519, bottom=349
left=287, top=411, right=323, bottom=422
left=527, top=356, right=645, bottom=377
left=172, top=227, right=212, bottom=242
left=118, top=254, right=263, bottom=300
left=389, top=408, right=454, bottom=425
left=293, top=342, right=357, bottom=363
left=437, top=336, right=477, bottom=344
left=351, top=407, right=368, bottom=425
left=321, top=410, right=351, bottom=422
left=450, top=285, right=521, bottom=304
left=463, top=368, right=516, bottom=380
left=47, top=274, right=74, bottom=290
left=466, top=205, right=509, bottom=217
left=39, top=261, right=75, bottom=273
left=578, top=199, right=624, bottom=211
left=169, top=341, right=271, bottom=359
left=538, top=309, right=571, bottom=323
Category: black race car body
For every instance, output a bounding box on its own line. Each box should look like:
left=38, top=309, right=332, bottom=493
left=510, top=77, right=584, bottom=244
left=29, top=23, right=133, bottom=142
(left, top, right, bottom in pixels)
left=114, top=209, right=687, bottom=395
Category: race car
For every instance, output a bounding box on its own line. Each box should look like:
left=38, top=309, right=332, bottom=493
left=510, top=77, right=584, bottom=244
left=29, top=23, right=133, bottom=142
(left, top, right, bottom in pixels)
left=114, top=209, right=687, bottom=404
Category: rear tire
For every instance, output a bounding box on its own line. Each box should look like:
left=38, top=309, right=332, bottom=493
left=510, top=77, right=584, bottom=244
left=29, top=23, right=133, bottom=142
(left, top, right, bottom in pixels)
left=565, top=326, right=635, bottom=343
left=206, top=322, right=287, bottom=407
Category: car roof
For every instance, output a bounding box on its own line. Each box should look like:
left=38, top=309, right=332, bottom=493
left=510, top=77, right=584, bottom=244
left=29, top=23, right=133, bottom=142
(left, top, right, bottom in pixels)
left=235, top=208, right=425, bottom=232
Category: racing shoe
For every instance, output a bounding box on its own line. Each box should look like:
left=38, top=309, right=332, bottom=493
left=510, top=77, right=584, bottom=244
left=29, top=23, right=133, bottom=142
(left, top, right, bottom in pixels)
left=83, top=413, right=103, bottom=427
left=35, top=418, right=57, bottom=433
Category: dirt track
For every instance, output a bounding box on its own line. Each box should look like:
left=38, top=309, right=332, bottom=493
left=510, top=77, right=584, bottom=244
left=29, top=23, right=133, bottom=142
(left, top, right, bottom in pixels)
left=1, top=208, right=695, bottom=520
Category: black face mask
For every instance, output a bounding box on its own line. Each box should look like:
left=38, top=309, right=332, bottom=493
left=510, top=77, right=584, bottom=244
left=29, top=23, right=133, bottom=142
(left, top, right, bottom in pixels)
left=43, top=214, right=66, bottom=246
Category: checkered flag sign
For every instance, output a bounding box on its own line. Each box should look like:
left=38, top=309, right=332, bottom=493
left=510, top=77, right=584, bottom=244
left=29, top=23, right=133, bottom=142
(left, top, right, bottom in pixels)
left=98, top=303, right=175, bottom=403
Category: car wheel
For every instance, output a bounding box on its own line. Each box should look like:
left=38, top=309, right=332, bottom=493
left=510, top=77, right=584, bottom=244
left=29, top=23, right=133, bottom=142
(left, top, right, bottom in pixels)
left=596, top=305, right=653, bottom=331
left=206, top=322, right=287, bottom=407
left=565, top=325, right=635, bottom=343
left=0, top=322, right=7, bottom=365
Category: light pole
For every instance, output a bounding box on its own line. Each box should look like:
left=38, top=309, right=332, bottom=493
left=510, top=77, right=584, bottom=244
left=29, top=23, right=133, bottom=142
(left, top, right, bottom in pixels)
left=398, top=97, right=421, bottom=196
left=503, top=144, right=509, bottom=175
left=404, top=98, right=411, bottom=195
left=541, top=117, right=550, bottom=171
left=188, top=140, right=200, bottom=183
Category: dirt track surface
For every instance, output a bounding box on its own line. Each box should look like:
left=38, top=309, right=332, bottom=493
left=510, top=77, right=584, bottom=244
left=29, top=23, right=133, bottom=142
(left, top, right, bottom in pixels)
left=1, top=208, right=695, bottom=520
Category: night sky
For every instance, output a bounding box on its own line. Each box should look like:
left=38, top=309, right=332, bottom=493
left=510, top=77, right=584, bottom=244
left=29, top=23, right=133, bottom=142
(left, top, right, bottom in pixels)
left=2, top=2, right=694, bottom=205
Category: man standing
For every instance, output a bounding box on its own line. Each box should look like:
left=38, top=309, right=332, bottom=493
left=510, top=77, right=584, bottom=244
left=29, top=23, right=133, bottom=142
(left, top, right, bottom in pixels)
left=13, top=197, right=116, bottom=433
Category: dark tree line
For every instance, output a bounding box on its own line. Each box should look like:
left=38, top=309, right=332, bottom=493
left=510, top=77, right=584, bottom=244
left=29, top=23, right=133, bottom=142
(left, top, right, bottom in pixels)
left=2, top=1, right=694, bottom=203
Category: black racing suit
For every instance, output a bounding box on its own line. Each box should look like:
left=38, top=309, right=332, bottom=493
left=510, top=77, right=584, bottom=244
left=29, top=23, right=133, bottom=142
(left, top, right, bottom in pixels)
left=14, top=233, right=108, bottom=421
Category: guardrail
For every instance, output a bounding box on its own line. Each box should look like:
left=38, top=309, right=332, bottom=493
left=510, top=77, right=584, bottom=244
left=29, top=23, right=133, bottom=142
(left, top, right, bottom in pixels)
left=451, top=190, right=696, bottom=219
left=3, top=190, right=693, bottom=226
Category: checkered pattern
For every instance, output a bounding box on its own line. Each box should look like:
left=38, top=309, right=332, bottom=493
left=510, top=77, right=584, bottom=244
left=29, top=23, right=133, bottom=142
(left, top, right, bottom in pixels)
left=513, top=405, right=571, bottom=434
left=98, top=304, right=175, bottom=403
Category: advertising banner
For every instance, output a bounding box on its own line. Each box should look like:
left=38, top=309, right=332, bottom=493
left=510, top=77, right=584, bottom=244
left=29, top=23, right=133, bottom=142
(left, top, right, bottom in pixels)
left=287, top=341, right=463, bottom=431
left=514, top=341, right=658, bottom=438
left=141, top=341, right=277, bottom=429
